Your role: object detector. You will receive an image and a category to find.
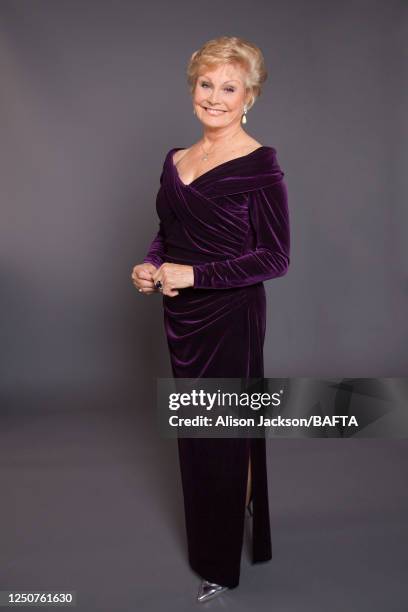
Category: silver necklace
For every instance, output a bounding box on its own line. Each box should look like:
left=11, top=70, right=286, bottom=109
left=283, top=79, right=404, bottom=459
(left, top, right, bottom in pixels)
left=200, top=145, right=210, bottom=161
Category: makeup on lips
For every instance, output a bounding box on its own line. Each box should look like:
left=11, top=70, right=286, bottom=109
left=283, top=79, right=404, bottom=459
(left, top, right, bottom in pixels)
left=202, top=106, right=227, bottom=116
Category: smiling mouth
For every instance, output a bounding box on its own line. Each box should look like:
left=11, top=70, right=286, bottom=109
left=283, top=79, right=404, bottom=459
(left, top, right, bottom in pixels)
left=202, top=107, right=227, bottom=114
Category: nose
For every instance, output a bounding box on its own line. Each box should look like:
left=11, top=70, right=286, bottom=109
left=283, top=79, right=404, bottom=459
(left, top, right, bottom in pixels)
left=207, top=89, right=221, bottom=105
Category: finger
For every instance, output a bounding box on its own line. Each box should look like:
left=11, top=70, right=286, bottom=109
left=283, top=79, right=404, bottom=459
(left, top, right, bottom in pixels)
left=152, top=277, right=163, bottom=291
left=137, top=281, right=156, bottom=293
left=163, top=286, right=179, bottom=297
left=139, top=287, right=155, bottom=295
left=132, top=278, right=153, bottom=287
left=133, top=270, right=152, bottom=282
left=137, top=279, right=155, bottom=289
left=152, top=265, right=164, bottom=283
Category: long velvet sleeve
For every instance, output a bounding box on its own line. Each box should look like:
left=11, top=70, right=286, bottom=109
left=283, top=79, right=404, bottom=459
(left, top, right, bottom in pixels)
left=192, top=179, right=290, bottom=289
left=142, top=221, right=166, bottom=268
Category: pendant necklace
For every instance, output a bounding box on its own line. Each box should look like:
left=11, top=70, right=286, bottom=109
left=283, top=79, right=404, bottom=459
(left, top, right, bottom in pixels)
left=199, top=128, right=243, bottom=162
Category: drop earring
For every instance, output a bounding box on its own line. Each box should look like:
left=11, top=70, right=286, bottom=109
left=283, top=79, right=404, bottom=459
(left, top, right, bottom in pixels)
left=241, top=104, right=248, bottom=124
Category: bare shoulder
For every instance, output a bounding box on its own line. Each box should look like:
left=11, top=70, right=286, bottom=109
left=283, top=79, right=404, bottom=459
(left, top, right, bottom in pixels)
left=172, top=147, right=191, bottom=165
left=240, top=137, right=263, bottom=152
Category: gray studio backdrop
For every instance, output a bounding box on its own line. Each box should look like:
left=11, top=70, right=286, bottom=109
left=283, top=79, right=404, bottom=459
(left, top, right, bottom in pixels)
left=0, top=0, right=407, bottom=396
left=1, top=4, right=408, bottom=612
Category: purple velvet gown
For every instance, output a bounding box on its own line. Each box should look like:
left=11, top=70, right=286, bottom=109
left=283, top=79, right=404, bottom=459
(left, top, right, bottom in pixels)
left=143, top=145, right=290, bottom=588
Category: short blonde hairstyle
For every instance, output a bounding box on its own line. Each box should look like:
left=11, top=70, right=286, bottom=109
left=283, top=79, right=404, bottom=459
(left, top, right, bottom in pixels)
left=187, top=36, right=268, bottom=111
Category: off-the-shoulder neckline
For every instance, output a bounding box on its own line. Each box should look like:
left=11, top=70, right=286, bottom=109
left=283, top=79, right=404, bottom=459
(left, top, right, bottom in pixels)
left=169, top=145, right=276, bottom=188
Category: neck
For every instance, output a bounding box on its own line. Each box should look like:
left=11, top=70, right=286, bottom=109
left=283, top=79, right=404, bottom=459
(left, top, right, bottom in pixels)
left=201, top=124, right=246, bottom=151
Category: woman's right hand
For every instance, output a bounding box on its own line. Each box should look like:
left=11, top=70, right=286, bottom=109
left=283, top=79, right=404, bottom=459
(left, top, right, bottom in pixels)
left=131, top=262, right=159, bottom=295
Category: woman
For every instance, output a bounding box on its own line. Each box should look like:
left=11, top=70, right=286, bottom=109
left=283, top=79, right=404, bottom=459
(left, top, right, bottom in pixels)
left=131, top=36, right=290, bottom=603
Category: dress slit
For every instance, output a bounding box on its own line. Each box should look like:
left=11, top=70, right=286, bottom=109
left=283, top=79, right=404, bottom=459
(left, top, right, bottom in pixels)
left=250, top=436, right=273, bottom=564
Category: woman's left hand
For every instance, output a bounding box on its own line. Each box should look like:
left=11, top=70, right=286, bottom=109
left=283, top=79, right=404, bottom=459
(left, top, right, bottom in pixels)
left=152, top=263, right=194, bottom=297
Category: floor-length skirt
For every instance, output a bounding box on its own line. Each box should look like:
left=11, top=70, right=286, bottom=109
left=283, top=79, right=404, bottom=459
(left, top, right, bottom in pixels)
left=163, top=281, right=272, bottom=588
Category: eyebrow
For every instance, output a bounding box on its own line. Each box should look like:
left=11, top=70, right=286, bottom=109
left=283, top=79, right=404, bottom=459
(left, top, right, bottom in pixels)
left=199, top=76, right=239, bottom=84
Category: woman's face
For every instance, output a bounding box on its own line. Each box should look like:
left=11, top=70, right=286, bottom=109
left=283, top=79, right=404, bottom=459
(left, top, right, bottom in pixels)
left=192, top=62, right=249, bottom=128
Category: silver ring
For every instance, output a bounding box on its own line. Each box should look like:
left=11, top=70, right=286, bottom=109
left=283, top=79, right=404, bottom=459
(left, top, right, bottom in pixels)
left=155, top=280, right=162, bottom=289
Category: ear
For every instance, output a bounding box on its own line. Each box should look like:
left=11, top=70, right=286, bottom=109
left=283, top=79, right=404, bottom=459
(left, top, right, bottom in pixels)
left=244, top=89, right=253, bottom=109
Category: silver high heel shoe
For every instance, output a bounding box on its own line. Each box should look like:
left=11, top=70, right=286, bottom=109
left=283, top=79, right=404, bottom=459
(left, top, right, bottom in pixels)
left=197, top=579, right=229, bottom=603
left=196, top=500, right=252, bottom=603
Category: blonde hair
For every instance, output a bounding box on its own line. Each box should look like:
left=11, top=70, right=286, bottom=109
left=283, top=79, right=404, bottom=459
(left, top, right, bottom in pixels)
left=186, top=36, right=268, bottom=111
